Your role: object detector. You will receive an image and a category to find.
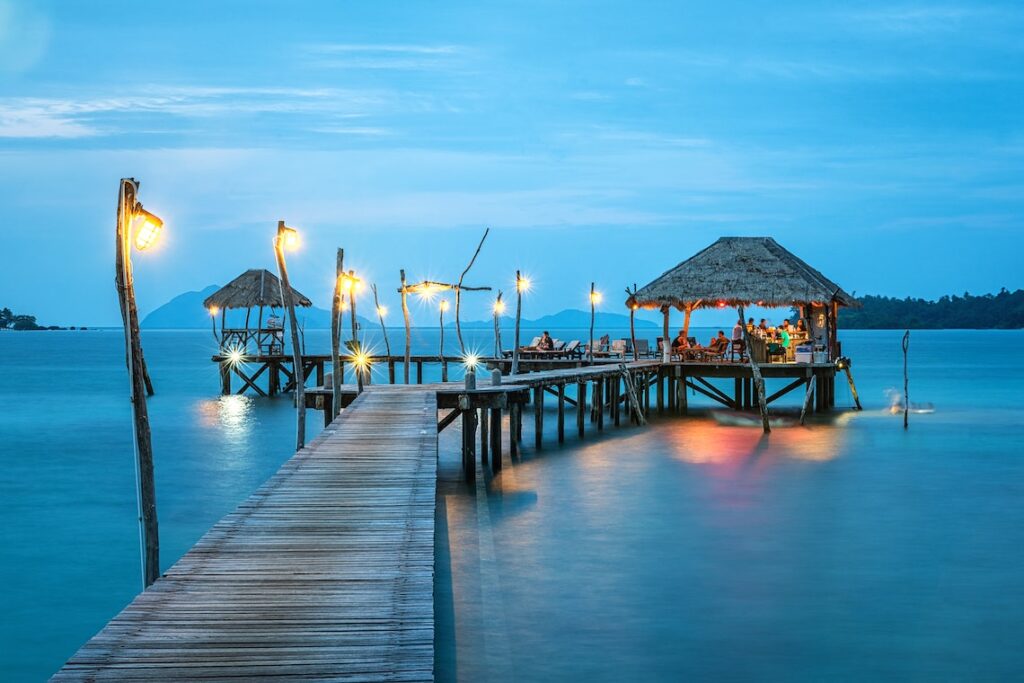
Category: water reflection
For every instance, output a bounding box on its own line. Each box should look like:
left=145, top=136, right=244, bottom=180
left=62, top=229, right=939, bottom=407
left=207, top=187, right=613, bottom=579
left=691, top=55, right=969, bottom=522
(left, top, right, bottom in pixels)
left=669, top=417, right=845, bottom=464
left=194, top=395, right=254, bottom=441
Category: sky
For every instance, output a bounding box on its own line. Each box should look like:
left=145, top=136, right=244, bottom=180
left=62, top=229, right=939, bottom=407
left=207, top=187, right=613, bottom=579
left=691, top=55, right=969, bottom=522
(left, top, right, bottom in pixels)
left=2, top=0, right=1023, bottom=327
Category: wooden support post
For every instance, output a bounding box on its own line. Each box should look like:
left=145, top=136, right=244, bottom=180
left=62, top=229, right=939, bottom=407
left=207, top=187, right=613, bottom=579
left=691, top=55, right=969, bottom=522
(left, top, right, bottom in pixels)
left=557, top=383, right=565, bottom=443
left=577, top=382, right=587, bottom=437
left=678, top=368, right=688, bottom=414
left=219, top=361, right=231, bottom=395
left=269, top=362, right=279, bottom=396
left=388, top=360, right=396, bottom=384
left=534, top=385, right=544, bottom=449
left=902, top=330, right=910, bottom=429
left=612, top=377, right=621, bottom=426
left=416, top=361, right=423, bottom=384
left=734, top=378, right=742, bottom=411
left=461, top=407, right=477, bottom=484
left=479, top=408, right=489, bottom=467
left=371, top=283, right=391, bottom=358
left=656, top=369, right=664, bottom=413
left=455, top=228, right=489, bottom=355
left=490, top=408, right=502, bottom=472
left=509, top=403, right=521, bottom=458
left=667, top=373, right=675, bottom=411
left=596, top=380, right=604, bottom=431
left=512, top=270, right=524, bottom=376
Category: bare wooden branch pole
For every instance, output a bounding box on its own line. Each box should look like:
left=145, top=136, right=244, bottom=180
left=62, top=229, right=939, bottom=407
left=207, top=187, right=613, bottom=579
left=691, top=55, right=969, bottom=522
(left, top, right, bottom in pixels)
left=512, top=270, right=523, bottom=375
left=738, top=304, right=771, bottom=433
left=493, top=290, right=504, bottom=358
left=331, top=249, right=344, bottom=415
left=455, top=227, right=489, bottom=355
left=589, top=281, right=597, bottom=362
left=400, top=269, right=411, bottom=384
left=371, top=283, right=391, bottom=357
left=114, top=177, right=160, bottom=588
left=626, top=284, right=638, bottom=361
left=902, top=329, right=910, bottom=429
left=275, top=220, right=305, bottom=450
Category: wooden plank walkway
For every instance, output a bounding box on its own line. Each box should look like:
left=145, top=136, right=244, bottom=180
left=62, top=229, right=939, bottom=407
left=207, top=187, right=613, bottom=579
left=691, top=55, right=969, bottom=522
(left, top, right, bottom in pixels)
left=53, top=390, right=437, bottom=682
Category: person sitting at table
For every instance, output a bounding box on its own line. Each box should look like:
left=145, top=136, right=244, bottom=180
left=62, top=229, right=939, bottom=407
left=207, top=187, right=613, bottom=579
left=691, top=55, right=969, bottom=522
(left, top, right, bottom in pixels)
left=779, top=321, right=792, bottom=348
left=732, top=318, right=744, bottom=341
left=796, top=319, right=807, bottom=334
left=537, top=331, right=554, bottom=351
left=757, top=319, right=770, bottom=337
left=746, top=317, right=756, bottom=334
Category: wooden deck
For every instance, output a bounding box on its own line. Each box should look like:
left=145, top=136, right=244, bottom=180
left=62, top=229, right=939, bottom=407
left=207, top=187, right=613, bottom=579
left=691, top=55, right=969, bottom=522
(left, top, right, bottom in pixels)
left=53, top=390, right=437, bottom=682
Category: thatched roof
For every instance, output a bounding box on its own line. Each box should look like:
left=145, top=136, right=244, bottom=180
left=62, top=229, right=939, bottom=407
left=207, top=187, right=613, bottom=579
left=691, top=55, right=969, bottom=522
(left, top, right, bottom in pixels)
left=627, top=237, right=858, bottom=310
left=202, top=269, right=313, bottom=311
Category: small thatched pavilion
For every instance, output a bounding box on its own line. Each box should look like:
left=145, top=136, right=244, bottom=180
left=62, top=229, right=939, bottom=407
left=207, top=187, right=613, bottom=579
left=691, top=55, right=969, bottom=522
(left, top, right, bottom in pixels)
left=203, top=268, right=312, bottom=355
left=627, top=237, right=858, bottom=361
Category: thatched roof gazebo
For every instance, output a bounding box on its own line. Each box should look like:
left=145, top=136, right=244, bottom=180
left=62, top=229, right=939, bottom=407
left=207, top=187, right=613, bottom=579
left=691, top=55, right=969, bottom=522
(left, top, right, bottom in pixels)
left=203, top=268, right=312, bottom=312
left=203, top=269, right=312, bottom=355
left=627, top=237, right=857, bottom=361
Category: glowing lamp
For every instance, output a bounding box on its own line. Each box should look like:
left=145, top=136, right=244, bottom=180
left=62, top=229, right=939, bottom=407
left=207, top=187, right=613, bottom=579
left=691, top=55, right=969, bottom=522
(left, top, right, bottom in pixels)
left=517, top=276, right=531, bottom=293
left=208, top=306, right=219, bottom=317
left=376, top=305, right=388, bottom=317
left=278, top=227, right=300, bottom=251
left=493, top=300, right=506, bottom=314
left=464, top=353, right=480, bottom=370
left=352, top=351, right=371, bottom=369
left=717, top=301, right=726, bottom=308
left=439, top=299, right=450, bottom=312
left=590, top=290, right=603, bottom=305
left=132, top=208, right=163, bottom=251
left=339, top=275, right=353, bottom=292
left=227, top=347, right=245, bottom=367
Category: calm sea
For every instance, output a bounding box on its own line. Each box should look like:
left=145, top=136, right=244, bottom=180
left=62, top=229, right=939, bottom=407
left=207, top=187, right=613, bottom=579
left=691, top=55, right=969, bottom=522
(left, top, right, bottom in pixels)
left=2, top=328, right=1023, bottom=681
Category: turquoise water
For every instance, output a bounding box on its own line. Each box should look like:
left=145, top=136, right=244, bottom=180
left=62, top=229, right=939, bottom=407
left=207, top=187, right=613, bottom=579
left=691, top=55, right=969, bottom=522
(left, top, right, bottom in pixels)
left=2, top=329, right=1022, bottom=680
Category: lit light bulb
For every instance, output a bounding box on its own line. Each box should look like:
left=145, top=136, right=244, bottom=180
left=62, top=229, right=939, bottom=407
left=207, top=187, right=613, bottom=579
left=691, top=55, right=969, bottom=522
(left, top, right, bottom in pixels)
left=517, top=277, right=531, bottom=293
left=132, top=208, right=163, bottom=251
left=493, top=300, right=506, bottom=314
left=209, top=306, right=219, bottom=317
left=439, top=299, right=450, bottom=312
left=376, top=305, right=388, bottom=318
left=590, top=290, right=603, bottom=305
left=279, top=227, right=300, bottom=251
left=464, top=353, right=480, bottom=369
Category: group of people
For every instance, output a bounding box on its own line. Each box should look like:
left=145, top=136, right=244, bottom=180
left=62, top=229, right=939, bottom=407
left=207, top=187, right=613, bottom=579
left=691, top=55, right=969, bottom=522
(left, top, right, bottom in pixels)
left=667, top=316, right=810, bottom=360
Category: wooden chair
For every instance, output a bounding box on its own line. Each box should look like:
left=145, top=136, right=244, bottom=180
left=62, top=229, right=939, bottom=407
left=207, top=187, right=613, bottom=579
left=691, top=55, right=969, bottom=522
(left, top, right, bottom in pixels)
left=766, top=342, right=787, bottom=363
left=610, top=339, right=628, bottom=358
left=729, top=338, right=747, bottom=362
left=562, top=340, right=582, bottom=358
left=633, top=338, right=650, bottom=357
left=704, top=339, right=730, bottom=362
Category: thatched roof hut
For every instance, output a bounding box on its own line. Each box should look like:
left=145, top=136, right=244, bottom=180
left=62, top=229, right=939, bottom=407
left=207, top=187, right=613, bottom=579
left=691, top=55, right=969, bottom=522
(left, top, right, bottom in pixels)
left=202, top=269, right=312, bottom=311
left=627, top=237, right=858, bottom=310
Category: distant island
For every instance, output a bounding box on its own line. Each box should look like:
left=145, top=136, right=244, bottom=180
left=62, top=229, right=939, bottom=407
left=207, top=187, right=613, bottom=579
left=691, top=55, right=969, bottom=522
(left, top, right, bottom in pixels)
left=141, top=287, right=658, bottom=330
left=0, top=307, right=82, bottom=331
left=839, top=289, right=1024, bottom=329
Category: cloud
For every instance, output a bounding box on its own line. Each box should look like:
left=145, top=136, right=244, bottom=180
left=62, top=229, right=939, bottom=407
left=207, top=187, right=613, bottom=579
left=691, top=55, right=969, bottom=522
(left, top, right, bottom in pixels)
left=302, top=42, right=467, bottom=70
left=840, top=5, right=1018, bottom=34
left=0, top=86, right=393, bottom=139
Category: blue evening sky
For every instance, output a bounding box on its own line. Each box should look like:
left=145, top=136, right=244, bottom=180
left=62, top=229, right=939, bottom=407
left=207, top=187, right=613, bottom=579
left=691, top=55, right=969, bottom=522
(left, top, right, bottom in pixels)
left=2, top=0, right=1023, bottom=326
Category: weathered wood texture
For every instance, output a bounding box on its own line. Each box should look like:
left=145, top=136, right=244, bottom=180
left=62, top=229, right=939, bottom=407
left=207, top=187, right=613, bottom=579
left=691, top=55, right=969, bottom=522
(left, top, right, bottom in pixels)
left=53, top=390, right=437, bottom=682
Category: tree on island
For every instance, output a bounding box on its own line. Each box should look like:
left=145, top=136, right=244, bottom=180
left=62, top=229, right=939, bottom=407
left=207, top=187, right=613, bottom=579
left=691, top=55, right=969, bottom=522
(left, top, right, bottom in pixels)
left=791, top=288, right=1024, bottom=329
left=0, top=307, right=11, bottom=329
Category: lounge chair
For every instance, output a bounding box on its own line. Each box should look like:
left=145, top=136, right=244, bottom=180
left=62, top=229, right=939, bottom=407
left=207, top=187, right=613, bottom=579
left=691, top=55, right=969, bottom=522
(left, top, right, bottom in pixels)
left=704, top=339, right=731, bottom=362
left=563, top=340, right=582, bottom=358
left=633, top=339, right=650, bottom=357
left=610, top=340, right=627, bottom=358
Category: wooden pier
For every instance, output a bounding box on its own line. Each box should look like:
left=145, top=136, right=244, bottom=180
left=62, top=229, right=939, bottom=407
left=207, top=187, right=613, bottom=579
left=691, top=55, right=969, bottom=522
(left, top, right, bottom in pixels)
left=53, top=390, right=437, bottom=681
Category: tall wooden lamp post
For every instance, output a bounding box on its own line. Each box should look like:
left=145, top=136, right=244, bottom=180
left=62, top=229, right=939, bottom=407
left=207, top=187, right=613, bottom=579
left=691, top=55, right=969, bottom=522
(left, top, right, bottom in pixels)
left=511, top=272, right=528, bottom=376
left=273, top=221, right=305, bottom=450
left=114, top=177, right=163, bottom=589
left=589, top=283, right=602, bottom=362
left=492, top=292, right=505, bottom=358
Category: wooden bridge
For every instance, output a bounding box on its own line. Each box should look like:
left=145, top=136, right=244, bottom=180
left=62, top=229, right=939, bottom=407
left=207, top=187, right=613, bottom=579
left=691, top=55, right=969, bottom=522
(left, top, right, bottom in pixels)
left=53, top=390, right=437, bottom=681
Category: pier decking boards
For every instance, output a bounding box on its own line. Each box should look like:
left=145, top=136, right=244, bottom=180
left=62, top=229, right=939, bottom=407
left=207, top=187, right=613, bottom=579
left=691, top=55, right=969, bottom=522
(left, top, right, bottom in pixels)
left=53, top=390, right=437, bottom=682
